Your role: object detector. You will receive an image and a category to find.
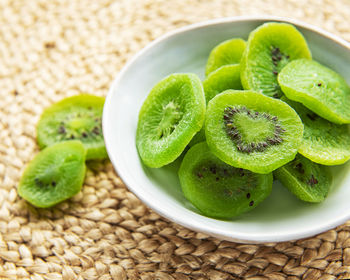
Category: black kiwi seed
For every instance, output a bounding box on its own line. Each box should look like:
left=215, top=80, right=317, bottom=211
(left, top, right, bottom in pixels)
left=307, top=113, right=318, bottom=121
left=51, top=181, right=56, bottom=186
left=210, top=166, right=217, bottom=174
left=34, top=178, right=43, bottom=187
left=249, top=200, right=254, bottom=206
left=317, top=83, right=322, bottom=87
left=92, top=126, right=100, bottom=135
left=197, top=172, right=203, bottom=179
left=239, top=168, right=245, bottom=177
left=307, top=174, right=318, bottom=186
left=295, top=162, right=305, bottom=174
left=82, top=132, right=88, bottom=138
left=58, top=125, right=66, bottom=134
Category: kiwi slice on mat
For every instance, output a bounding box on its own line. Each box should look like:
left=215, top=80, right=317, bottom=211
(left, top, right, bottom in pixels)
left=205, top=38, right=246, bottom=76
left=37, top=94, right=106, bottom=160
left=136, top=73, right=205, bottom=168
left=282, top=97, right=350, bottom=165
left=205, top=90, right=303, bottom=174
left=203, top=64, right=242, bottom=104
left=18, top=141, right=86, bottom=208
left=179, top=142, right=273, bottom=219
left=240, top=22, right=311, bottom=98
left=278, top=59, right=350, bottom=124
left=274, top=154, right=332, bottom=203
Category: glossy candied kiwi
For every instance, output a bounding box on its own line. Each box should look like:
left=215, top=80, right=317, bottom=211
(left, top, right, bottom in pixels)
left=205, top=90, right=303, bottom=174
left=188, top=64, right=242, bottom=148
left=205, top=38, right=246, bottom=76
left=203, top=64, right=242, bottom=104
left=37, top=94, right=106, bottom=160
left=18, top=141, right=86, bottom=208
left=240, top=22, right=311, bottom=98
left=136, top=73, right=206, bottom=168
left=274, top=154, right=332, bottom=203
left=282, top=97, right=350, bottom=165
left=278, top=58, right=350, bottom=124
left=179, top=142, right=273, bottom=219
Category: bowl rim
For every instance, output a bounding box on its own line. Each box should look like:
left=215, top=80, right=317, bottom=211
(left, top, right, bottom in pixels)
left=103, top=15, right=350, bottom=243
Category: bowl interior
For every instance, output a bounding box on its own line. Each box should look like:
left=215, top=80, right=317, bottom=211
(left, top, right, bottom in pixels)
left=103, top=17, right=350, bottom=243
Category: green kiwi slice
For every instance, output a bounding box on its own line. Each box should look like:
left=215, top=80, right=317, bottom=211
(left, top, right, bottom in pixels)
left=278, top=59, right=350, bottom=124
left=136, top=73, right=205, bottom=168
left=179, top=142, right=273, bottom=219
left=37, top=94, right=106, bottom=160
left=18, top=140, right=86, bottom=208
left=203, top=64, right=242, bottom=104
left=188, top=64, right=242, bottom=148
left=274, top=154, right=332, bottom=203
left=205, top=38, right=246, bottom=76
left=240, top=22, right=311, bottom=98
left=205, top=90, right=303, bottom=174
left=282, top=97, right=350, bottom=165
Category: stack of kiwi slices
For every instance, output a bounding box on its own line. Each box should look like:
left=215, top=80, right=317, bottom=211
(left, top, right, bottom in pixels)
left=137, top=21, right=350, bottom=220
left=18, top=94, right=107, bottom=208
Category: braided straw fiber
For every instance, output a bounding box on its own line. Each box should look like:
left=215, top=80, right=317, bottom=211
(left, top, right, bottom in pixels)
left=1, top=0, right=350, bottom=279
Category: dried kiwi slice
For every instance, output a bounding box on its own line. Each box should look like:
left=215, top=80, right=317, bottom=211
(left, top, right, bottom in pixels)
left=203, top=64, right=242, bottom=104
left=18, top=141, right=86, bottom=208
left=188, top=64, right=242, bottom=147
left=274, top=154, right=332, bottom=203
left=179, top=142, right=273, bottom=219
left=37, top=94, right=106, bottom=160
left=282, top=97, right=350, bottom=165
left=136, top=73, right=205, bottom=168
left=205, top=38, right=246, bottom=76
left=205, top=90, right=303, bottom=174
left=278, top=59, right=350, bottom=124
left=241, top=22, right=311, bottom=98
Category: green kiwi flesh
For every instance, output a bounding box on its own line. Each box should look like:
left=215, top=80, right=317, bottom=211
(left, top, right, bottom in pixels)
left=136, top=73, right=206, bottom=168
left=179, top=142, right=273, bottom=219
left=18, top=140, right=86, bottom=208
left=278, top=59, right=350, bottom=124
left=37, top=94, right=106, bottom=160
left=274, top=154, right=332, bottom=203
left=205, top=90, right=303, bottom=174
left=282, top=97, right=350, bottom=165
left=205, top=38, right=246, bottom=76
left=203, top=64, right=242, bottom=104
left=240, top=22, right=311, bottom=98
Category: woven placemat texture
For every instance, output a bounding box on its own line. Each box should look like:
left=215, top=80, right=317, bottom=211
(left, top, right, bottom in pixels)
left=1, top=0, right=350, bottom=279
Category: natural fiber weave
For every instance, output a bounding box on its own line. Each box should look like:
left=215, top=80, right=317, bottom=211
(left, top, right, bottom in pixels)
left=1, top=0, right=350, bottom=279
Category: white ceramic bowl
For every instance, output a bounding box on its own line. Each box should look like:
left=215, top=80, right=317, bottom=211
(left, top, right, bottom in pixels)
left=103, top=16, right=350, bottom=243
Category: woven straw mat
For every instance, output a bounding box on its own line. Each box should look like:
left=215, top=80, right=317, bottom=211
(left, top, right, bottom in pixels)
left=1, top=0, right=350, bottom=279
